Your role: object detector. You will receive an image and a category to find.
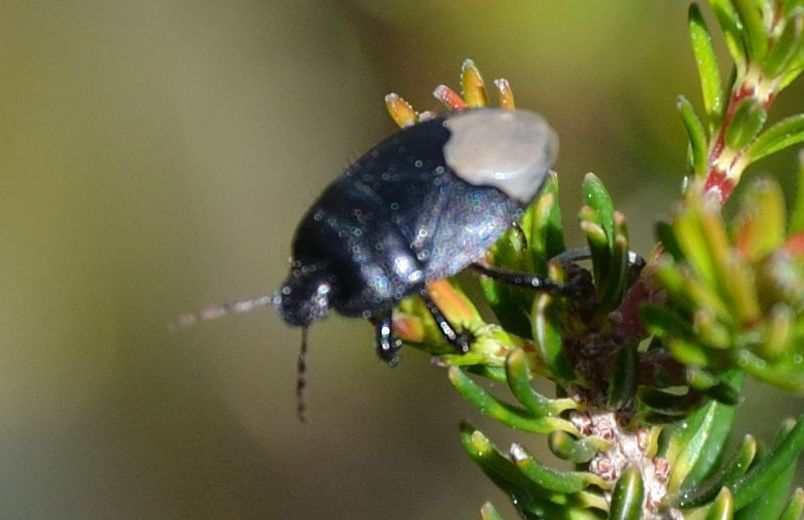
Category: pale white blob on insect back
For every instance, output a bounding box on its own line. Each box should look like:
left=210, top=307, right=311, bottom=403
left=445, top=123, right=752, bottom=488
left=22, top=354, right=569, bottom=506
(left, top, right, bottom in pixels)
left=443, top=108, right=558, bottom=204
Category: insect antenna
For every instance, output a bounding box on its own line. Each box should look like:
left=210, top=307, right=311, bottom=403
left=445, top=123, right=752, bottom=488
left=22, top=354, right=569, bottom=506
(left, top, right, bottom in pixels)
left=296, top=326, right=309, bottom=422
left=169, top=292, right=281, bottom=330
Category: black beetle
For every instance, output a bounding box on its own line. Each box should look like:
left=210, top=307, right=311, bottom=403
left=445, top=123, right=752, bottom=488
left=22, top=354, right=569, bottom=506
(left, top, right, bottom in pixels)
left=173, top=107, right=563, bottom=417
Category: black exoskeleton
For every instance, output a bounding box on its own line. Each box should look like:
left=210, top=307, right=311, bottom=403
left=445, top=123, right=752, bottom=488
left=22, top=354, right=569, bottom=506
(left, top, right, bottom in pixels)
left=278, top=109, right=558, bottom=363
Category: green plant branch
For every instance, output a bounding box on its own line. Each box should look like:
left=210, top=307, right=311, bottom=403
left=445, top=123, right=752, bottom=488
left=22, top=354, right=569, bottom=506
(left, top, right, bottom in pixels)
left=379, top=2, right=803, bottom=518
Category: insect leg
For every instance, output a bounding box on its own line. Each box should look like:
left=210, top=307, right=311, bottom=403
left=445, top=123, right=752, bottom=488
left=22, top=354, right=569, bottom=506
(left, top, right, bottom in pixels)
left=471, top=262, right=563, bottom=292
left=373, top=311, right=401, bottom=367
left=473, top=248, right=646, bottom=298
left=418, top=288, right=472, bottom=354
left=549, top=247, right=645, bottom=267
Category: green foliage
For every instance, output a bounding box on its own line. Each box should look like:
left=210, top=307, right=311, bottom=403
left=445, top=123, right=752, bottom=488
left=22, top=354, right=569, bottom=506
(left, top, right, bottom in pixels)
left=649, top=178, right=804, bottom=391
left=676, top=0, right=804, bottom=199
left=609, top=466, right=644, bottom=520
left=383, top=1, right=803, bottom=518
left=688, top=4, right=724, bottom=127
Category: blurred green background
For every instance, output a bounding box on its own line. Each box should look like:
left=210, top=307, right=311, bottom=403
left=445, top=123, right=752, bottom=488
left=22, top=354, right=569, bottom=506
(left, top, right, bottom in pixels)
left=1, top=1, right=800, bottom=518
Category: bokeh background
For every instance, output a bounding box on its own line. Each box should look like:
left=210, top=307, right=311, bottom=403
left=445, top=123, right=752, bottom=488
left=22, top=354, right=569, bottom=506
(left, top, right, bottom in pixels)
left=1, top=1, right=801, bottom=518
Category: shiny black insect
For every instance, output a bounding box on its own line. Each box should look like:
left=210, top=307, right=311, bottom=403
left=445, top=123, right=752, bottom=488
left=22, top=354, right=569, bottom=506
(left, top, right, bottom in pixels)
left=174, top=108, right=564, bottom=417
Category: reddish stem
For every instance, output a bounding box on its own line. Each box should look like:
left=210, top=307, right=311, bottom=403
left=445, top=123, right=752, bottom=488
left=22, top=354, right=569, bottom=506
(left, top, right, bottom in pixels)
left=703, top=82, right=778, bottom=205
left=702, top=168, right=735, bottom=204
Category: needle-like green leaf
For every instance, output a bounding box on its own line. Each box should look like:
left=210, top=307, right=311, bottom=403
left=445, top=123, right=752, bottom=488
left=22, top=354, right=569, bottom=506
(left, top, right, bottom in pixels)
left=734, top=454, right=796, bottom=519
left=510, top=443, right=606, bottom=495
left=531, top=293, right=574, bottom=381
left=731, top=415, right=804, bottom=509
left=678, top=96, right=709, bottom=175
left=779, top=488, right=804, bottom=520
left=505, top=348, right=555, bottom=417
left=680, top=377, right=741, bottom=488
left=609, top=466, right=644, bottom=520
left=689, top=4, right=725, bottom=125
left=599, top=213, right=629, bottom=310
left=731, top=178, right=788, bottom=261
left=705, top=487, right=735, bottom=520
left=667, top=378, right=741, bottom=492
left=523, top=172, right=566, bottom=273
left=656, top=220, right=686, bottom=261
left=459, top=424, right=600, bottom=520
left=459, top=423, right=562, bottom=516
left=734, top=0, right=769, bottom=61
left=675, top=434, right=758, bottom=508
left=762, top=13, right=803, bottom=77
left=449, top=367, right=576, bottom=433
left=582, top=173, right=615, bottom=249
left=709, top=0, right=748, bottom=68
left=745, top=113, right=804, bottom=163
left=725, top=98, right=767, bottom=150
left=548, top=431, right=609, bottom=464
